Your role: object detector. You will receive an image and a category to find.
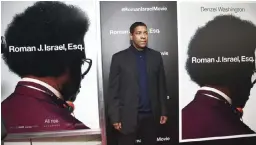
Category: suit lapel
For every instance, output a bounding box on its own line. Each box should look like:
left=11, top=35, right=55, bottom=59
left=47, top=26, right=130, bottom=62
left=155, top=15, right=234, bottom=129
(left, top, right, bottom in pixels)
left=145, top=49, right=152, bottom=78
left=127, top=48, right=139, bottom=84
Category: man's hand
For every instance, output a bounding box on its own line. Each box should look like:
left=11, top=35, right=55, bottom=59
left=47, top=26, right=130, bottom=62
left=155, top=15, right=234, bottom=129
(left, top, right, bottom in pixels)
left=113, top=122, right=122, bottom=131
left=160, top=116, right=168, bottom=124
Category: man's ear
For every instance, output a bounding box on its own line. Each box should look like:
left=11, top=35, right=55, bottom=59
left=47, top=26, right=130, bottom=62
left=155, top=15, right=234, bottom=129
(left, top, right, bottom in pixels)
left=129, top=33, right=133, bottom=41
left=58, top=68, right=70, bottom=85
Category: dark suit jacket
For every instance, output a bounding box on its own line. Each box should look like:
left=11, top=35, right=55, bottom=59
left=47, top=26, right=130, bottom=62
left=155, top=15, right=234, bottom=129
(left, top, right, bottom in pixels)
left=182, top=89, right=255, bottom=140
left=1, top=81, right=89, bottom=133
left=107, top=46, right=167, bottom=134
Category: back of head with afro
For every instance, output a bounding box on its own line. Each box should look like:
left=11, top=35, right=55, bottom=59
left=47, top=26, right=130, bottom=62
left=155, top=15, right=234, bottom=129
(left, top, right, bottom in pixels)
left=186, top=15, right=256, bottom=87
left=2, top=1, right=90, bottom=78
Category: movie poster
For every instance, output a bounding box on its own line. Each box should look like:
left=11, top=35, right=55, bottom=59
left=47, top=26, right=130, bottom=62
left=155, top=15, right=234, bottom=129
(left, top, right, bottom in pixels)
left=1, top=0, right=101, bottom=138
left=179, top=1, right=256, bottom=143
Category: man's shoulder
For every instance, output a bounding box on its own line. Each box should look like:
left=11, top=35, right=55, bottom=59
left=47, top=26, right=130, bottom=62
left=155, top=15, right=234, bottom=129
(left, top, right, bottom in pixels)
left=50, top=110, right=90, bottom=129
left=1, top=93, right=28, bottom=111
left=183, top=97, right=255, bottom=134
left=112, top=48, right=130, bottom=57
left=147, top=48, right=161, bottom=55
left=2, top=95, right=89, bottom=132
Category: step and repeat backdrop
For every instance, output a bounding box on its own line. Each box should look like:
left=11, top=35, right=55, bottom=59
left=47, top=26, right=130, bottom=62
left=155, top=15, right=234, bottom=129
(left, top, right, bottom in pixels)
left=99, top=1, right=178, bottom=145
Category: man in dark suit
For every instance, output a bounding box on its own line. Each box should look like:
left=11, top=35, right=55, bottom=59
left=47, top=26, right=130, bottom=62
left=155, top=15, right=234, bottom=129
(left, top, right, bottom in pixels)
left=107, top=22, right=168, bottom=145
left=182, top=15, right=256, bottom=141
left=1, top=1, right=92, bottom=133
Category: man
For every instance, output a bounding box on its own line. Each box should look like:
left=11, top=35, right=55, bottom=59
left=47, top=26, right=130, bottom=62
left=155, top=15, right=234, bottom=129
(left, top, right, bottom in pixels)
left=1, top=1, right=92, bottom=133
left=182, top=15, right=256, bottom=140
left=107, top=22, right=168, bottom=145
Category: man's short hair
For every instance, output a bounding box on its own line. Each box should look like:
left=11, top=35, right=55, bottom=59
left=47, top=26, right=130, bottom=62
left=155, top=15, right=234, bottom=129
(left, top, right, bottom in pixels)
left=130, top=22, right=147, bottom=34
left=2, top=1, right=90, bottom=78
left=186, top=15, right=256, bottom=87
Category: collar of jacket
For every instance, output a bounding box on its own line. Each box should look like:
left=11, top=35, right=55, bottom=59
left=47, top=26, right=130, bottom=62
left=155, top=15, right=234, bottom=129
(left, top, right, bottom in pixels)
left=129, top=45, right=148, bottom=54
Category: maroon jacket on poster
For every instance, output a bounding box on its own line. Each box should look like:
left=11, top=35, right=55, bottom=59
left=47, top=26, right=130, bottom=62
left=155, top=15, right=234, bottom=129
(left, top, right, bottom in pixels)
left=182, top=89, right=255, bottom=140
left=1, top=81, right=89, bottom=133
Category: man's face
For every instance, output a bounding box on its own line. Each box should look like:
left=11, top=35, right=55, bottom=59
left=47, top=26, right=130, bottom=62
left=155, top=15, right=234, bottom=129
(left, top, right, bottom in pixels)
left=60, top=42, right=86, bottom=101
left=231, top=76, right=254, bottom=108
left=130, top=26, right=148, bottom=49
left=61, top=64, right=82, bottom=101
